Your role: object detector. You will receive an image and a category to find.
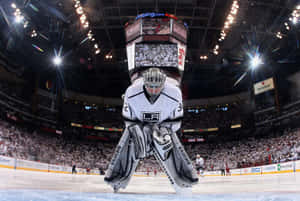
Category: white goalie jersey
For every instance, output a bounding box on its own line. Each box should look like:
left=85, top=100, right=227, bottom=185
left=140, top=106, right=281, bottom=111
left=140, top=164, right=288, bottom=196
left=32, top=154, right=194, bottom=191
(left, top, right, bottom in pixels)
left=122, top=78, right=183, bottom=132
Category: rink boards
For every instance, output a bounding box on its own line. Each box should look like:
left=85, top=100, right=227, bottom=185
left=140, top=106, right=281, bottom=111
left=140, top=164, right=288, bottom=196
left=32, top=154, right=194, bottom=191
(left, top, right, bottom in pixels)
left=0, top=155, right=300, bottom=177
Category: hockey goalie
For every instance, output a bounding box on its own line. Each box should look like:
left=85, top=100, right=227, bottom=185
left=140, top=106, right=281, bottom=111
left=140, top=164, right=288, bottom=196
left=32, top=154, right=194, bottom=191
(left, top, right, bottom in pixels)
left=104, top=68, right=198, bottom=192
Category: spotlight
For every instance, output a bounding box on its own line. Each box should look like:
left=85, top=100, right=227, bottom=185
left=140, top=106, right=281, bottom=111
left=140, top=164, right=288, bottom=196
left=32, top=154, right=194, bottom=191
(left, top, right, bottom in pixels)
left=200, top=55, right=208, bottom=60
left=276, top=32, right=282, bottom=39
left=53, top=56, right=62, bottom=66
left=250, top=55, right=263, bottom=69
left=292, top=17, right=298, bottom=24
left=11, top=3, right=17, bottom=8
left=83, top=21, right=89, bottom=28
left=23, top=21, right=28, bottom=28
left=95, top=49, right=100, bottom=55
left=30, top=30, right=37, bottom=37
left=80, top=14, right=86, bottom=23
left=76, top=7, right=83, bottom=15
left=14, top=15, right=24, bottom=23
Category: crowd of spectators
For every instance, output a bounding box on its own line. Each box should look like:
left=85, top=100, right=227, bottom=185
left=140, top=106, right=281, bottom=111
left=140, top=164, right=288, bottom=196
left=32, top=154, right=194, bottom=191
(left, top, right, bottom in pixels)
left=1, top=118, right=300, bottom=174
left=0, top=119, right=113, bottom=170
left=185, top=127, right=300, bottom=171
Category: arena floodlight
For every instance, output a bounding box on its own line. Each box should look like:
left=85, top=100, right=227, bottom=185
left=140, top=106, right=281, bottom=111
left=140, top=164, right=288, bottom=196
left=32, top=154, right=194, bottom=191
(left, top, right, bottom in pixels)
left=53, top=56, right=62, bottom=66
left=14, top=15, right=23, bottom=24
left=292, top=17, right=298, bottom=24
left=250, top=55, right=263, bottom=69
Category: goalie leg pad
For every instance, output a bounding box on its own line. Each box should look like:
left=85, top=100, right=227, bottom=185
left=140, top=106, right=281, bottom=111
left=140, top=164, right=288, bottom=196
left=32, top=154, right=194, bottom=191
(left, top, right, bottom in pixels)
left=104, top=127, right=140, bottom=192
left=153, top=129, right=198, bottom=188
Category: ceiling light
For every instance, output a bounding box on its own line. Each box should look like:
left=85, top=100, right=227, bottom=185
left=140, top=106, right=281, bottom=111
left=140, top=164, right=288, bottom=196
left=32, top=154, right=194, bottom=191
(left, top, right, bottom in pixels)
left=95, top=49, right=100, bottom=55
left=250, top=55, right=262, bottom=69
left=11, top=3, right=17, bottom=8
left=76, top=7, right=83, bottom=15
left=74, top=1, right=80, bottom=8
left=276, top=32, right=282, bottom=39
left=200, top=55, right=208, bottom=60
left=23, top=21, right=28, bottom=28
left=53, top=56, right=62, bottom=66
left=14, top=15, right=24, bottom=23
left=83, top=21, right=89, bottom=28
left=30, top=30, right=37, bottom=37
left=80, top=14, right=86, bottom=22
left=292, top=17, right=298, bottom=24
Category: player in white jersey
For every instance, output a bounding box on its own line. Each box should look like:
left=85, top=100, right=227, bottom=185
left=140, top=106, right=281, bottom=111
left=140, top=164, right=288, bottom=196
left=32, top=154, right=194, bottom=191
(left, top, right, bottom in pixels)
left=195, top=154, right=205, bottom=176
left=104, top=68, right=198, bottom=192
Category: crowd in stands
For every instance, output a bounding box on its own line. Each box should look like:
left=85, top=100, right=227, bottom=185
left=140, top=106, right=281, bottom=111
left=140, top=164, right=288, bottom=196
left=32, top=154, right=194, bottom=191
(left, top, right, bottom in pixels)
left=1, top=117, right=300, bottom=173
left=186, top=127, right=300, bottom=170
left=0, top=119, right=113, bottom=170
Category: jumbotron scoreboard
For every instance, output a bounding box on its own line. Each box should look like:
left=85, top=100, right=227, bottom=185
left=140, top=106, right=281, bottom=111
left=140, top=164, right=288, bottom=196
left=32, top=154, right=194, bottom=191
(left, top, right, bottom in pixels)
left=125, top=13, right=188, bottom=82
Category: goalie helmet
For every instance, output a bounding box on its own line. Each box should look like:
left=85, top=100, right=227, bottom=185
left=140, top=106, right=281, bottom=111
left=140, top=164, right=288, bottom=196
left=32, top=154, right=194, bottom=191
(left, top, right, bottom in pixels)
left=143, top=68, right=166, bottom=98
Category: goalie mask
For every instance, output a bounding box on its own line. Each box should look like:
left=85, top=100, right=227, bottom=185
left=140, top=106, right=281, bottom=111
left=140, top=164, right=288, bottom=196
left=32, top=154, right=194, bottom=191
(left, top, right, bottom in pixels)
left=143, top=68, right=166, bottom=98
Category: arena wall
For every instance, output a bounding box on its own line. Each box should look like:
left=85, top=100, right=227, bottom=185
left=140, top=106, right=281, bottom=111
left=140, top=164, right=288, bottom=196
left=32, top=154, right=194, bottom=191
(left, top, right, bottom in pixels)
left=0, top=155, right=299, bottom=176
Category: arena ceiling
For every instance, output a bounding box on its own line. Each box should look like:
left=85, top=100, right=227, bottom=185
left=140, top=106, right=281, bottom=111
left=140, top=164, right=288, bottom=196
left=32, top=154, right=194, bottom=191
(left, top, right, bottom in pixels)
left=0, top=0, right=300, bottom=99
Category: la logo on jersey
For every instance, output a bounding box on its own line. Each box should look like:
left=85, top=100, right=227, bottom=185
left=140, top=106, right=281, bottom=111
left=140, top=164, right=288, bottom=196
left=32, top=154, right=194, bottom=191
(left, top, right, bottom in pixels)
left=142, top=112, right=160, bottom=122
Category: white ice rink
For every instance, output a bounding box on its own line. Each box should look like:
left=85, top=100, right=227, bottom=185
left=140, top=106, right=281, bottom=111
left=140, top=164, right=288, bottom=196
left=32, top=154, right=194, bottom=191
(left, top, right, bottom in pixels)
left=0, top=168, right=300, bottom=201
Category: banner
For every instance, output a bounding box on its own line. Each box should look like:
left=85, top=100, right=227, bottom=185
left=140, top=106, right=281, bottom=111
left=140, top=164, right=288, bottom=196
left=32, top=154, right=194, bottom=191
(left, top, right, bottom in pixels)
left=277, top=162, right=293, bottom=171
left=0, top=155, right=15, bottom=167
left=262, top=164, right=277, bottom=172
left=16, top=159, right=48, bottom=171
left=254, top=77, right=274, bottom=95
left=251, top=167, right=261, bottom=173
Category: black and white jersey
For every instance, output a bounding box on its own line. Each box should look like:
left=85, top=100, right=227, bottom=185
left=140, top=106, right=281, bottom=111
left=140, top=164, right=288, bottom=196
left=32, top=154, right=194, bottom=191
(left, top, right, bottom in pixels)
left=122, top=78, right=183, bottom=131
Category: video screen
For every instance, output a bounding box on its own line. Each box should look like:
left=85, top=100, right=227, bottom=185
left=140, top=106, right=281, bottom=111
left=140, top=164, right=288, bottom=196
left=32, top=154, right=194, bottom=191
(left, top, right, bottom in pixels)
left=135, top=44, right=178, bottom=67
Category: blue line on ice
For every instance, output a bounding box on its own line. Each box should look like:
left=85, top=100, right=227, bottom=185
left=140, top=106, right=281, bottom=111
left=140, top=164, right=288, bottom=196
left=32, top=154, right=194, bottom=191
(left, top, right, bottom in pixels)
left=0, top=190, right=300, bottom=201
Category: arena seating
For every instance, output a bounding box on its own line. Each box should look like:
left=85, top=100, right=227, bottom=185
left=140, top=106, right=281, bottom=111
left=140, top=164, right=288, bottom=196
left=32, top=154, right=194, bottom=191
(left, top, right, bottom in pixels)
left=1, top=118, right=299, bottom=172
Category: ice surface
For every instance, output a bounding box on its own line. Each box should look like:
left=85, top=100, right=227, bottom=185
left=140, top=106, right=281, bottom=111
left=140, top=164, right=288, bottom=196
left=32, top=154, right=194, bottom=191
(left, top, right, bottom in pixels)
left=0, top=168, right=300, bottom=200
left=0, top=190, right=300, bottom=201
